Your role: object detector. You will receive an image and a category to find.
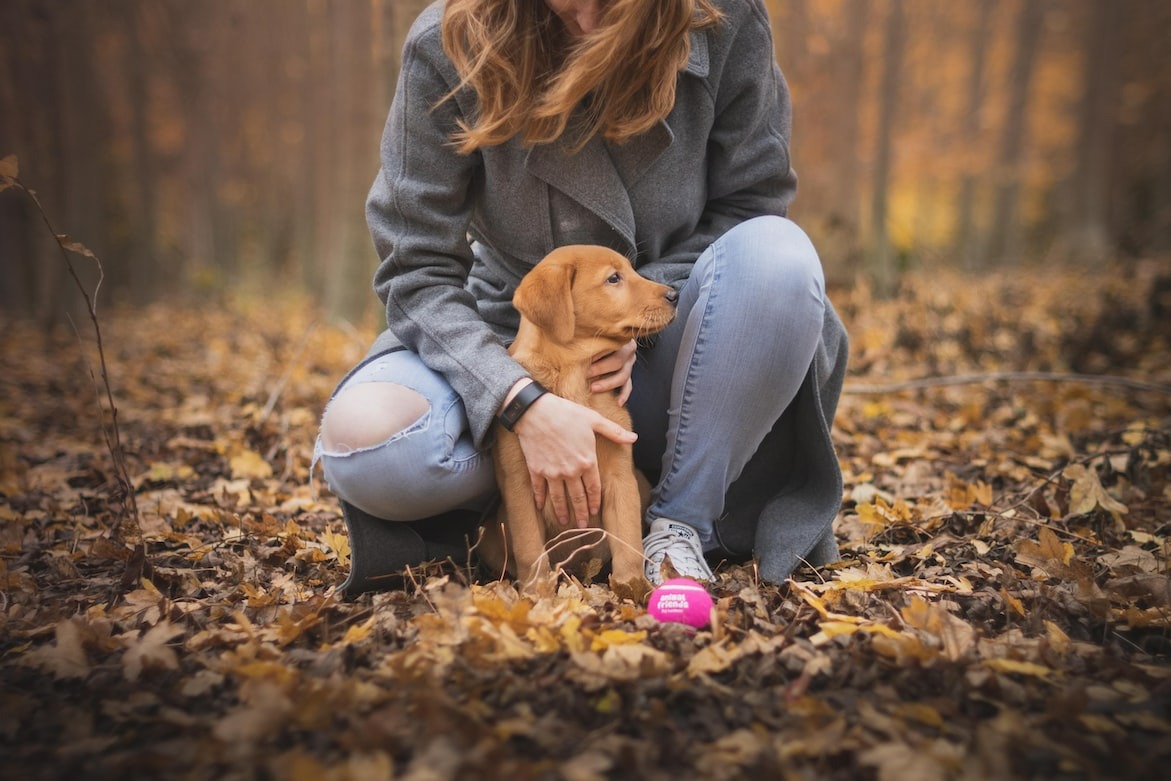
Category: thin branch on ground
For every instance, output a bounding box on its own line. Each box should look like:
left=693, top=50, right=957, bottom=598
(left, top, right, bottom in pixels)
left=844, top=370, right=1171, bottom=396
left=1, top=154, right=144, bottom=584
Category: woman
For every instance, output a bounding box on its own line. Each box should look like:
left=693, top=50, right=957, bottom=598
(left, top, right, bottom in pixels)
left=316, top=0, right=849, bottom=595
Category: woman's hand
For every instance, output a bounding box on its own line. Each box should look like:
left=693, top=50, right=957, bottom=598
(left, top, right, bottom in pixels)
left=508, top=387, right=637, bottom=528
left=588, top=338, right=638, bottom=405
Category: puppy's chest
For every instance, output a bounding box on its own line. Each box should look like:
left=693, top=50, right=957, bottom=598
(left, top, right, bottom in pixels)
left=512, top=350, right=634, bottom=432
left=539, top=373, right=631, bottom=430
left=589, top=391, right=633, bottom=430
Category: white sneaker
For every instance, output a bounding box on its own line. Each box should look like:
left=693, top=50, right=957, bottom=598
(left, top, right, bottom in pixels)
left=643, top=518, right=714, bottom=585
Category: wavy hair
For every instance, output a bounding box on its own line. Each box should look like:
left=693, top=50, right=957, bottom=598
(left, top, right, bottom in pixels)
left=440, top=0, right=723, bottom=152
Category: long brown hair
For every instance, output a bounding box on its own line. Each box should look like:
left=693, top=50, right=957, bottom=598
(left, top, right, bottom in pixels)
left=441, top=0, right=723, bottom=153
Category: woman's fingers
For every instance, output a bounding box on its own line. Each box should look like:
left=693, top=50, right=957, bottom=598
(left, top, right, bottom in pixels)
left=588, top=339, right=637, bottom=394
left=617, top=377, right=634, bottom=407
left=515, top=394, right=627, bottom=526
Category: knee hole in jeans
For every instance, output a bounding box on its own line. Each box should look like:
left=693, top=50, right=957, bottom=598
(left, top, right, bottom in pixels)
left=320, top=381, right=429, bottom=453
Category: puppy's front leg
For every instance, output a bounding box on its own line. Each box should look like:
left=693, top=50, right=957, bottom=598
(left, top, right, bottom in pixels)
left=599, top=444, right=648, bottom=590
left=493, top=436, right=551, bottom=589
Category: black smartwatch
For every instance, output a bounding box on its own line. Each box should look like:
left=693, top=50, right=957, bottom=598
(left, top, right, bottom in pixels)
left=497, top=380, right=548, bottom=431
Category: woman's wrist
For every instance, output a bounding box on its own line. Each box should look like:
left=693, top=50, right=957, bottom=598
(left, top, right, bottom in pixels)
left=497, top=378, right=548, bottom=431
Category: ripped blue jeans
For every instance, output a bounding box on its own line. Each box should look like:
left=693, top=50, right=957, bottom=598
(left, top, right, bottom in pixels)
left=314, top=216, right=827, bottom=550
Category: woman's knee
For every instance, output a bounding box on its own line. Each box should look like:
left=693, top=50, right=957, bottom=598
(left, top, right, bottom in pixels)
left=720, top=216, right=825, bottom=308
left=319, top=381, right=429, bottom=453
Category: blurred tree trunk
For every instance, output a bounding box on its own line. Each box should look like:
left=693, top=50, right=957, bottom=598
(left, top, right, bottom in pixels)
left=322, top=0, right=372, bottom=321
left=955, top=0, right=994, bottom=270
left=214, top=5, right=247, bottom=278
left=988, top=0, right=1044, bottom=264
left=274, top=2, right=315, bottom=289
left=1105, top=0, right=1170, bottom=255
left=26, top=3, right=70, bottom=321
left=869, top=0, right=905, bottom=297
left=0, top=1, right=36, bottom=314
left=44, top=3, right=107, bottom=323
left=252, top=0, right=297, bottom=284
left=825, top=1, right=868, bottom=284
left=304, top=0, right=332, bottom=301
left=119, top=0, right=162, bottom=299
left=167, top=1, right=222, bottom=288
left=912, top=2, right=947, bottom=267
left=323, top=0, right=430, bottom=324
left=1066, top=0, right=1120, bottom=263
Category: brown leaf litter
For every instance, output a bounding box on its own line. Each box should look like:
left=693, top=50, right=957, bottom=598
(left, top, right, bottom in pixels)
left=2, top=262, right=1170, bottom=780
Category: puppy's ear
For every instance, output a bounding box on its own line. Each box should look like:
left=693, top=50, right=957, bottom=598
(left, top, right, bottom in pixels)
left=514, top=259, right=575, bottom=343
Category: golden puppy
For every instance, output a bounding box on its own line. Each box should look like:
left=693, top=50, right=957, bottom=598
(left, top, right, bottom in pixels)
left=483, top=245, right=676, bottom=591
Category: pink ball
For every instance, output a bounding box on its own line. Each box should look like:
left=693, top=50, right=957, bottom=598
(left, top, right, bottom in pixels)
left=647, top=578, right=714, bottom=629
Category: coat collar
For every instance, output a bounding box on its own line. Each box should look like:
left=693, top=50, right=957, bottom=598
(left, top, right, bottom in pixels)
left=685, top=24, right=710, bottom=78
left=524, top=27, right=708, bottom=254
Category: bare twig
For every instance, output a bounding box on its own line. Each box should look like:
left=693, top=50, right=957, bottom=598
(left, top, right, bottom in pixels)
left=844, top=371, right=1171, bottom=396
left=1, top=155, right=145, bottom=587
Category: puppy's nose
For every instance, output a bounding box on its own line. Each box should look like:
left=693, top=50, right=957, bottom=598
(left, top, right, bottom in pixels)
left=664, top=288, right=678, bottom=304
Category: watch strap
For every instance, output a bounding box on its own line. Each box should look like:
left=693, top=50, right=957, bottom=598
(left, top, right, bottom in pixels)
left=497, top=380, right=548, bottom=431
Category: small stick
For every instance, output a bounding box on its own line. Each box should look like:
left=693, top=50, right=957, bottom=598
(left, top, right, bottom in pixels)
left=844, top=371, right=1171, bottom=396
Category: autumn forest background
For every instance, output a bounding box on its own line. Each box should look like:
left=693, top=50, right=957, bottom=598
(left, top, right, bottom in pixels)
left=2, top=0, right=1170, bottom=317
left=2, top=1, right=1171, bottom=780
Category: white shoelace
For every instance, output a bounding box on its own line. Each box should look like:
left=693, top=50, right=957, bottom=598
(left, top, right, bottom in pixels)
left=643, top=518, right=714, bottom=583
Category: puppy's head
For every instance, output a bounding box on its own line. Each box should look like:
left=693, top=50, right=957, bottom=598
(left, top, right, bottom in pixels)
left=513, top=246, right=677, bottom=346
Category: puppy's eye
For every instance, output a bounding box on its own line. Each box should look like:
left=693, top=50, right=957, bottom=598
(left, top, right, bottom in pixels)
left=606, top=273, right=622, bottom=285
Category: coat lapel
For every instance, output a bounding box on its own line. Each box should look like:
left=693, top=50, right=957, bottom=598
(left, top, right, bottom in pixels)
left=524, top=28, right=710, bottom=254
left=525, top=132, right=639, bottom=251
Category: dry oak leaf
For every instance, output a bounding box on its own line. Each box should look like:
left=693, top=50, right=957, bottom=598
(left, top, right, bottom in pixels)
left=1100, top=545, right=1159, bottom=574
left=21, top=618, right=90, bottom=680
left=1064, top=463, right=1128, bottom=527
left=0, top=153, right=18, bottom=180
left=122, top=620, right=184, bottom=681
left=982, top=658, right=1054, bottom=678
left=687, top=640, right=742, bottom=677
left=900, top=595, right=975, bottom=662
left=212, top=679, right=294, bottom=744
left=589, top=628, right=647, bottom=652
left=55, top=233, right=98, bottom=259
left=811, top=620, right=905, bottom=648
left=466, top=615, right=537, bottom=662
left=860, top=739, right=963, bottom=781
left=1015, top=526, right=1076, bottom=578
left=696, top=728, right=771, bottom=776
left=228, top=444, right=274, bottom=480
left=319, top=527, right=350, bottom=566
left=571, top=643, right=671, bottom=683
left=560, top=751, right=613, bottom=781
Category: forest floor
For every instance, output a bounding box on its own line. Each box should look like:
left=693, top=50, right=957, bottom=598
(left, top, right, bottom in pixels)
left=2, top=260, right=1170, bottom=781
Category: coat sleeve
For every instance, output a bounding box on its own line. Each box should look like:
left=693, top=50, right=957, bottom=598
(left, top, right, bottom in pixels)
left=643, top=0, right=798, bottom=286
left=367, top=18, right=528, bottom=446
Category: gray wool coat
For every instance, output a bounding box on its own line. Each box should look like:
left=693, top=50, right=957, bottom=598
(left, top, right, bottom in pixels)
left=361, top=0, right=849, bottom=581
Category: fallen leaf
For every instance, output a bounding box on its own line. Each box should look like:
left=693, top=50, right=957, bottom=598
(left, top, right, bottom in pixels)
left=22, top=619, right=90, bottom=680
left=859, top=740, right=957, bottom=781
left=901, top=596, right=975, bottom=662
left=122, top=621, right=184, bottom=681
left=229, top=445, right=274, bottom=480
left=212, top=680, right=294, bottom=743
left=983, top=658, right=1054, bottom=678
left=686, top=641, right=740, bottom=676
left=1064, top=463, right=1128, bottom=527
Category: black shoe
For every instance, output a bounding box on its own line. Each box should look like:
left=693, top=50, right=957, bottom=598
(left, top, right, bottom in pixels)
left=338, top=501, right=479, bottom=597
